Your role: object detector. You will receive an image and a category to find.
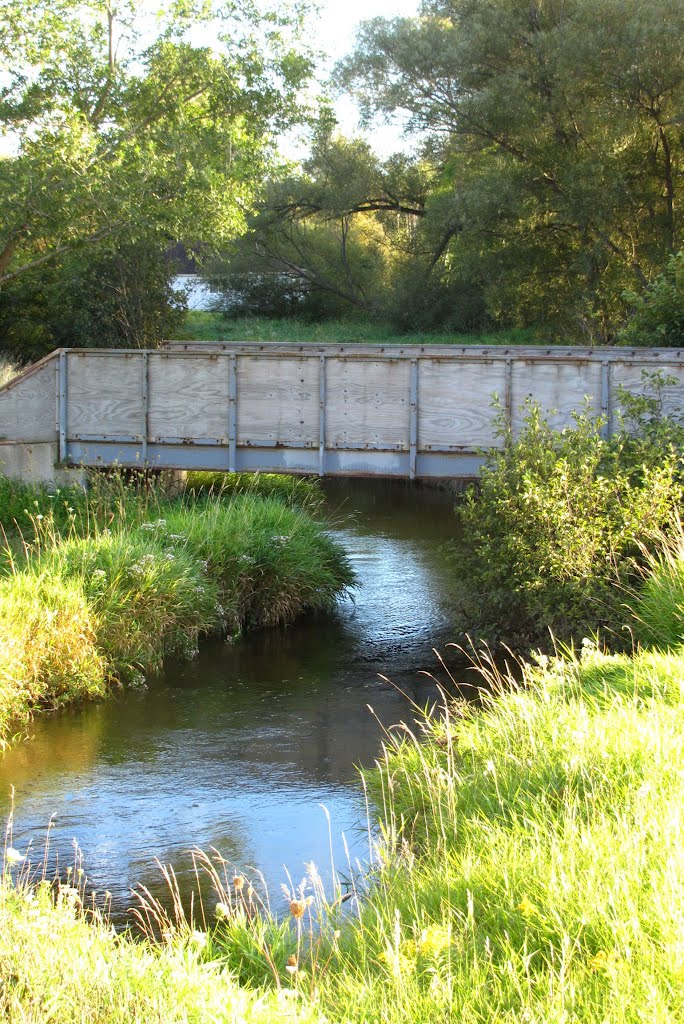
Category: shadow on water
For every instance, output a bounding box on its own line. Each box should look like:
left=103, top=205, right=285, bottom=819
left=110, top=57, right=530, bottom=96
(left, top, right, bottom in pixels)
left=0, top=479, right=480, bottom=926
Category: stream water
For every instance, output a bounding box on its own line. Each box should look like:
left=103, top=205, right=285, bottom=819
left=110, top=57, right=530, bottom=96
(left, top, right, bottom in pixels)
left=0, top=479, right=471, bottom=924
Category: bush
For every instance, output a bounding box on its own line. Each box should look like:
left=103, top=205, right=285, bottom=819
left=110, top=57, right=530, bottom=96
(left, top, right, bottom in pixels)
left=160, top=495, right=356, bottom=629
left=452, top=389, right=684, bottom=649
left=0, top=238, right=185, bottom=363
left=619, top=251, right=684, bottom=347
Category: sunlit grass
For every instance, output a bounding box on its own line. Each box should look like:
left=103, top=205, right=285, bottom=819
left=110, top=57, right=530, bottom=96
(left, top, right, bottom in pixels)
left=0, top=474, right=355, bottom=746
left=5, top=641, right=683, bottom=1021
left=0, top=358, right=19, bottom=388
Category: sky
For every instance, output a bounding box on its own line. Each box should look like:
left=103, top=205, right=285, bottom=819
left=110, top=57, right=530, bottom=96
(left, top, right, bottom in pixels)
left=299, top=0, right=421, bottom=158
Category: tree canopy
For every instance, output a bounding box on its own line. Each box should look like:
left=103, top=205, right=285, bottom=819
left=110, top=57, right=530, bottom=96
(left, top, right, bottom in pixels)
left=0, top=0, right=312, bottom=288
left=334, top=0, right=684, bottom=338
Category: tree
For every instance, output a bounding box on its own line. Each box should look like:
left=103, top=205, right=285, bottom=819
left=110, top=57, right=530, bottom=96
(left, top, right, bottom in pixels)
left=206, top=128, right=487, bottom=329
left=339, top=0, right=684, bottom=340
left=0, top=0, right=313, bottom=289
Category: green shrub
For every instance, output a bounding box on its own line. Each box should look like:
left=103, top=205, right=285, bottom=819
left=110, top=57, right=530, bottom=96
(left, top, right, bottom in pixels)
left=452, top=395, right=684, bottom=649
left=619, top=251, right=684, bottom=347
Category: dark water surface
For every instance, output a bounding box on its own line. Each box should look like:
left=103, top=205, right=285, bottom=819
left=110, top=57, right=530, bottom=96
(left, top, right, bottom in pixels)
left=0, top=480, right=469, bottom=923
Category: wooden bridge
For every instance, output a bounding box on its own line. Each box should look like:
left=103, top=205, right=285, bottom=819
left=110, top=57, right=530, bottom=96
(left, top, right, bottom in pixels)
left=2, top=342, right=684, bottom=483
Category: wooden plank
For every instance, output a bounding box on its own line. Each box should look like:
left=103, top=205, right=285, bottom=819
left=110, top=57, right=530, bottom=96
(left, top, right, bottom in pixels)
left=148, top=353, right=229, bottom=441
left=609, top=361, right=684, bottom=427
left=325, top=358, right=410, bottom=450
left=511, top=360, right=602, bottom=434
left=417, top=359, right=506, bottom=450
left=0, top=361, right=57, bottom=442
left=237, top=356, right=319, bottom=447
left=68, top=353, right=144, bottom=439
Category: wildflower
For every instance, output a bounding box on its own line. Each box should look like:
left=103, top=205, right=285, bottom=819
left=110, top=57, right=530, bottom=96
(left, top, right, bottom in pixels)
left=164, top=552, right=175, bottom=561
left=92, top=569, right=106, bottom=579
left=289, top=896, right=312, bottom=919
left=517, top=897, right=537, bottom=920
left=418, top=923, right=451, bottom=957
left=285, top=955, right=298, bottom=974
left=215, top=902, right=231, bottom=919
left=232, top=875, right=245, bottom=891
left=4, top=847, right=25, bottom=866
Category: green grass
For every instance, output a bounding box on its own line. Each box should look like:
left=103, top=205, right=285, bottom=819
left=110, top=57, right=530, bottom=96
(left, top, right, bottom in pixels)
left=171, top=312, right=545, bottom=346
left=0, top=879, right=320, bottom=1023
left=5, top=640, right=684, bottom=1022
left=185, top=471, right=324, bottom=511
left=0, top=476, right=355, bottom=746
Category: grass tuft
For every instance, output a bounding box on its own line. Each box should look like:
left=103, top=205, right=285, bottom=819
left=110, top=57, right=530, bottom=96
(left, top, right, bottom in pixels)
left=0, top=475, right=355, bottom=745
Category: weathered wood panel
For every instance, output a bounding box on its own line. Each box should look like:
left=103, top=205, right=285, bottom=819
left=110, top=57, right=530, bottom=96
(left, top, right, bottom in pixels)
left=68, top=352, right=144, bottom=438
left=511, top=359, right=602, bottom=434
left=417, top=359, right=507, bottom=450
left=325, top=358, right=410, bottom=449
left=237, top=356, right=319, bottom=447
left=0, top=361, right=57, bottom=442
left=148, top=353, right=230, bottom=441
left=609, top=361, right=684, bottom=428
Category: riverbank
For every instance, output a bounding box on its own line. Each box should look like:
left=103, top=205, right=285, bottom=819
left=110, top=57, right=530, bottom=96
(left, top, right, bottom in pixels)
left=0, top=473, right=354, bottom=748
left=2, top=638, right=683, bottom=1022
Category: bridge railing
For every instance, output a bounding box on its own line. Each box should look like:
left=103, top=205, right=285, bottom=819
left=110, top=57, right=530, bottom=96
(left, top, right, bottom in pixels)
left=2, top=344, right=684, bottom=480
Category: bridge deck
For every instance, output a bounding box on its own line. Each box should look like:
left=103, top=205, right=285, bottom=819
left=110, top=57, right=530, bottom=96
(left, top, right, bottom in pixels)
left=2, top=343, right=684, bottom=481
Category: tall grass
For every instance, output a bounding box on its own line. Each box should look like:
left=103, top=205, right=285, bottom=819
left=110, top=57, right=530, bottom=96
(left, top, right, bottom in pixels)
left=0, top=876, right=321, bottom=1023
left=0, top=477, right=355, bottom=745
left=0, top=358, right=19, bottom=387
left=185, top=471, right=324, bottom=511
left=6, top=641, right=682, bottom=1022
left=632, top=518, right=684, bottom=650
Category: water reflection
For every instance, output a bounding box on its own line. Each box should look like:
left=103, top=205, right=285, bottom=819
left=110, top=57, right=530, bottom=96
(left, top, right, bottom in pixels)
left=0, top=479, right=466, bottom=924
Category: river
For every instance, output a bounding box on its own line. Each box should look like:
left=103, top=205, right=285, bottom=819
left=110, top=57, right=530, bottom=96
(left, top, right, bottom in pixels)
left=0, top=479, right=470, bottom=925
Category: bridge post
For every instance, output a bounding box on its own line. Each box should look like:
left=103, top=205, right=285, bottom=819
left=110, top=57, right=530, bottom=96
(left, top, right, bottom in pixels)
left=141, top=351, right=149, bottom=465
left=228, top=354, right=237, bottom=472
left=600, top=360, right=611, bottom=438
left=319, top=353, right=326, bottom=477
left=58, top=350, right=68, bottom=464
left=409, top=359, right=418, bottom=480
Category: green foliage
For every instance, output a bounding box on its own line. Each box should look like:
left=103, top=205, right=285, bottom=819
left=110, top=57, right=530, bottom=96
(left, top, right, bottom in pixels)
left=0, top=879, right=320, bottom=1023
left=620, top=251, right=684, bottom=348
left=175, top=310, right=542, bottom=345
left=160, top=495, right=355, bottom=630
left=0, top=238, right=186, bottom=361
left=452, top=379, right=684, bottom=648
left=37, top=531, right=222, bottom=679
left=0, top=0, right=313, bottom=320
left=337, top=0, right=684, bottom=340
left=0, top=573, right=106, bottom=743
left=329, top=645, right=684, bottom=1022
left=631, top=521, right=684, bottom=650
